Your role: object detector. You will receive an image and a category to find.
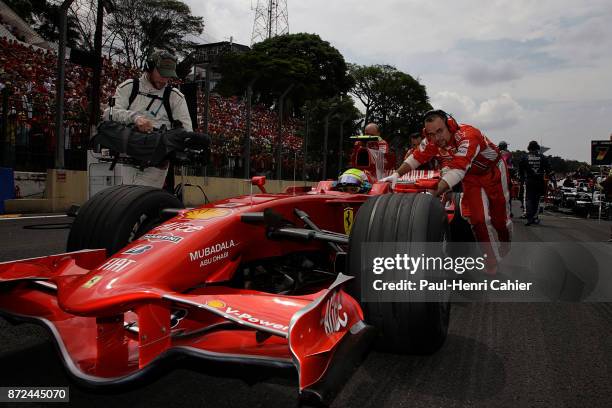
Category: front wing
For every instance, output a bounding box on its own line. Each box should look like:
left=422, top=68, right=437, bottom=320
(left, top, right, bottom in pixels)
left=0, top=251, right=374, bottom=401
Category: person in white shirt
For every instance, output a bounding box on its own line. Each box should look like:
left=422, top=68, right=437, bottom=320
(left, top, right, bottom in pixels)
left=102, top=50, right=193, bottom=188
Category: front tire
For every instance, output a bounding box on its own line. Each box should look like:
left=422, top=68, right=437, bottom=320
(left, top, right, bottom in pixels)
left=348, top=193, right=450, bottom=354
left=67, top=185, right=184, bottom=255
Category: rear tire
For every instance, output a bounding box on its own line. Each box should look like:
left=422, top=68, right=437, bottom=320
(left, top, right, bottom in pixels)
left=67, top=185, right=183, bottom=255
left=348, top=193, right=450, bottom=354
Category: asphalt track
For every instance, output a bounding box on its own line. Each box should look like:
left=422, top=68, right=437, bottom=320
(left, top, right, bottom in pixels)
left=0, top=205, right=611, bottom=408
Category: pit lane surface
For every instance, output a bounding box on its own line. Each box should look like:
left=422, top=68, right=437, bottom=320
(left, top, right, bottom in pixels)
left=0, top=209, right=611, bottom=408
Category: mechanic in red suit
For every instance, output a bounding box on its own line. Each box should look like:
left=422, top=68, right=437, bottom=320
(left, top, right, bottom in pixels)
left=382, top=110, right=512, bottom=271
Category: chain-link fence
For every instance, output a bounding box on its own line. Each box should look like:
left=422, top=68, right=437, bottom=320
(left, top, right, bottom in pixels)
left=0, top=88, right=88, bottom=171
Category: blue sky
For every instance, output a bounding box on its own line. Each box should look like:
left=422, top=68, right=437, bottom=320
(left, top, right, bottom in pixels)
left=185, top=0, right=612, bottom=162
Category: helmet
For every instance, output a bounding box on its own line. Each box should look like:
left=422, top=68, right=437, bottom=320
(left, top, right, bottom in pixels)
left=336, top=168, right=371, bottom=193
left=498, top=141, right=508, bottom=150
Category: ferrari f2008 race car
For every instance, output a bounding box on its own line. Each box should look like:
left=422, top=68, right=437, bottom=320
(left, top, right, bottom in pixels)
left=0, top=136, right=468, bottom=405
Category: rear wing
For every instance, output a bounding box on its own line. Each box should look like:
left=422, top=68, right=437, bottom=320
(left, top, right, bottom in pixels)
left=350, top=135, right=383, bottom=142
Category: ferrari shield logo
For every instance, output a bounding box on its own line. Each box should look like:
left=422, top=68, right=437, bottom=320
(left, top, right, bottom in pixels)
left=82, top=276, right=102, bottom=288
left=343, top=207, right=354, bottom=235
left=183, top=208, right=231, bottom=220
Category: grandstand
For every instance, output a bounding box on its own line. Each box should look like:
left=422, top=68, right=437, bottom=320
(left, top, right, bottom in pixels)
left=0, top=2, right=305, bottom=178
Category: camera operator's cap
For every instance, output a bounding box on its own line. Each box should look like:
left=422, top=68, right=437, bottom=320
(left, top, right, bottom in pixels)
left=151, top=50, right=178, bottom=78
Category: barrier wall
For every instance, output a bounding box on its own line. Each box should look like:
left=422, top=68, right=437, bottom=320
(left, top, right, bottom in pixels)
left=4, top=170, right=316, bottom=213
left=14, top=172, right=47, bottom=199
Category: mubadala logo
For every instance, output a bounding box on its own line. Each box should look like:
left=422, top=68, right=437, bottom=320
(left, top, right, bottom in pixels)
left=190, top=240, right=237, bottom=262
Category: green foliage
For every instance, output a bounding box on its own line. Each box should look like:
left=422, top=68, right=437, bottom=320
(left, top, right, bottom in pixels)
left=348, top=63, right=431, bottom=149
left=217, top=33, right=354, bottom=111
left=300, top=96, right=363, bottom=176
left=106, top=0, right=204, bottom=68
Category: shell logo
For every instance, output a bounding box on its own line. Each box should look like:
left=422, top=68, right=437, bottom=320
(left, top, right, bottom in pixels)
left=183, top=208, right=231, bottom=220
left=206, top=300, right=226, bottom=309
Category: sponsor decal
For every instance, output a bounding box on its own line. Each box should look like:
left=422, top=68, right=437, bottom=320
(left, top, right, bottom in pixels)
left=183, top=208, right=231, bottom=220
left=321, top=290, right=348, bottom=335
left=82, top=275, right=102, bottom=288
left=99, top=258, right=136, bottom=272
left=189, top=240, right=237, bottom=267
left=157, top=222, right=203, bottom=233
left=122, top=244, right=152, bottom=255
left=596, top=147, right=608, bottom=161
left=206, top=300, right=226, bottom=309
left=456, top=141, right=469, bottom=157
left=215, top=203, right=245, bottom=208
left=142, top=234, right=183, bottom=244
left=343, top=207, right=354, bottom=235
left=206, top=299, right=288, bottom=331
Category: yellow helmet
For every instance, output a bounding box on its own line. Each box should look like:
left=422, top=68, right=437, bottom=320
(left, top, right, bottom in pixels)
left=336, top=168, right=370, bottom=193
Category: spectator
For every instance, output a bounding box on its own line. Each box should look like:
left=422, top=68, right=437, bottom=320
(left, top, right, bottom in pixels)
left=519, top=141, right=551, bottom=226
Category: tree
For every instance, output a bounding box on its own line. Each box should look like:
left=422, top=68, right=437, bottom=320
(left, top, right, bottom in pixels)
left=217, top=33, right=354, bottom=113
left=105, top=0, right=204, bottom=68
left=348, top=64, right=431, bottom=148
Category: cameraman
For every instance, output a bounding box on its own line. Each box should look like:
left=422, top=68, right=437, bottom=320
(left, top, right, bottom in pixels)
left=102, top=50, right=192, bottom=188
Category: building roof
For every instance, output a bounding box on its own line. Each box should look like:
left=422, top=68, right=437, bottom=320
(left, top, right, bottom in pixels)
left=0, top=0, right=46, bottom=46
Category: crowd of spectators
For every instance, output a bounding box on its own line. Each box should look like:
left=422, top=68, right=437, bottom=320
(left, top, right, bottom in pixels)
left=203, top=94, right=303, bottom=176
left=0, top=15, right=26, bottom=42
left=0, top=36, right=139, bottom=155
left=1, top=34, right=306, bottom=177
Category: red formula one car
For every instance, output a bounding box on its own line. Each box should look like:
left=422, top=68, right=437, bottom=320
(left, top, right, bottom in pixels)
left=0, top=136, right=466, bottom=405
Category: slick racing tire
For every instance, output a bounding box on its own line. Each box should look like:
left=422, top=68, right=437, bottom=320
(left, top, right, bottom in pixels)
left=348, top=193, right=450, bottom=355
left=67, top=185, right=184, bottom=255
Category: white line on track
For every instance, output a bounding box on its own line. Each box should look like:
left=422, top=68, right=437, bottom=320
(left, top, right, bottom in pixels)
left=0, top=215, right=68, bottom=221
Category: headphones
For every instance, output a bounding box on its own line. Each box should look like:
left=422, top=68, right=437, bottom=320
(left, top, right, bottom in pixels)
left=145, top=50, right=177, bottom=73
left=422, top=109, right=460, bottom=136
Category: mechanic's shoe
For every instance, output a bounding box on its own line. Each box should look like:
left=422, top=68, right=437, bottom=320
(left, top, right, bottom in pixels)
left=525, top=221, right=534, bottom=226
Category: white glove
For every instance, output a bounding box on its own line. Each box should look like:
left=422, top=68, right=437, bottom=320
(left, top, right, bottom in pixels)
left=380, top=171, right=400, bottom=188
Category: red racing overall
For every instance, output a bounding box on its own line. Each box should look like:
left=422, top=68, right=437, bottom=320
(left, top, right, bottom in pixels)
left=405, top=124, right=512, bottom=271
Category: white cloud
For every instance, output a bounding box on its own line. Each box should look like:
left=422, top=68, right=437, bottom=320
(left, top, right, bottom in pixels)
left=181, top=0, right=612, bottom=161
left=432, top=92, right=523, bottom=130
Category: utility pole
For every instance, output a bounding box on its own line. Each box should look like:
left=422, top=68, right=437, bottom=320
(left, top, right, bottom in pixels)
left=302, top=107, right=309, bottom=181
left=89, top=0, right=105, bottom=139
left=54, top=0, right=75, bottom=169
left=276, top=83, right=294, bottom=180
left=338, top=115, right=348, bottom=171
left=244, top=77, right=257, bottom=178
